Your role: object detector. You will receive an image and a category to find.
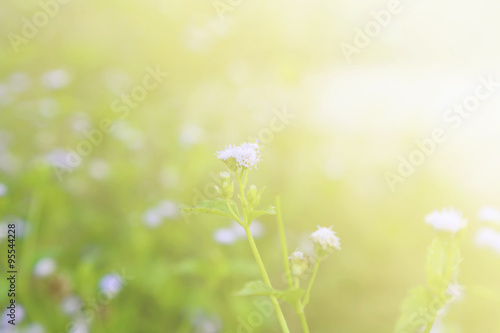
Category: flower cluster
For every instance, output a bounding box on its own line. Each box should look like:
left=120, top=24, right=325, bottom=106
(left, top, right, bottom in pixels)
left=310, top=226, right=341, bottom=251
left=425, top=207, right=467, bottom=233
left=216, top=141, right=261, bottom=169
left=289, top=250, right=310, bottom=277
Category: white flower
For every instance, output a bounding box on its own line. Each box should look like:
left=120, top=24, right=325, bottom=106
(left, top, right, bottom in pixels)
left=425, top=208, right=467, bottom=233
left=216, top=141, right=261, bottom=169
left=478, top=206, right=500, bottom=225
left=0, top=183, right=7, bottom=196
left=289, top=250, right=310, bottom=276
left=213, top=221, right=264, bottom=245
left=476, top=227, right=500, bottom=255
left=61, top=295, right=83, bottom=315
left=33, top=257, right=57, bottom=278
left=41, top=69, right=71, bottom=89
left=310, top=226, right=341, bottom=251
left=99, top=274, right=123, bottom=298
left=289, top=250, right=307, bottom=261
left=143, top=200, right=178, bottom=228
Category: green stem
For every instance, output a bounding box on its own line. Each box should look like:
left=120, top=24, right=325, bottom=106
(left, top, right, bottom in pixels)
left=235, top=170, right=290, bottom=333
left=244, top=227, right=290, bottom=333
left=275, top=195, right=293, bottom=289
left=298, top=309, right=310, bottom=333
left=302, top=257, right=321, bottom=306
left=423, top=316, right=436, bottom=333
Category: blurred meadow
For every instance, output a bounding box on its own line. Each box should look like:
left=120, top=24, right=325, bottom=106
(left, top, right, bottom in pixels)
left=1, top=0, right=500, bottom=332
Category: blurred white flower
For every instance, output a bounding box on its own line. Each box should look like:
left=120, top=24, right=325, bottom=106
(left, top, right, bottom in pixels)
left=99, top=274, right=123, bottom=298
left=213, top=228, right=238, bottom=245
left=476, top=227, right=500, bottom=255
left=0, top=218, right=29, bottom=240
left=216, top=141, right=261, bottom=169
left=61, top=295, right=83, bottom=316
left=213, top=221, right=264, bottom=245
left=191, top=310, right=221, bottom=333
left=68, top=318, right=89, bottom=333
left=0, top=183, right=7, bottom=196
left=112, top=121, right=144, bottom=149
left=38, top=98, right=59, bottom=118
left=8, top=72, right=31, bottom=92
left=425, top=208, right=467, bottom=233
left=88, top=159, right=110, bottom=180
left=311, top=226, right=341, bottom=251
left=1, top=304, right=25, bottom=327
left=46, top=148, right=80, bottom=170
left=478, top=206, right=500, bottom=225
left=143, top=200, right=178, bottom=228
left=289, top=250, right=310, bottom=277
left=41, top=69, right=71, bottom=89
left=179, top=124, right=203, bottom=146
left=33, top=257, right=57, bottom=278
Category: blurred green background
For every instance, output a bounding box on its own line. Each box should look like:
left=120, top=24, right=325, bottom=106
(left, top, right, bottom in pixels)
left=1, top=0, right=500, bottom=332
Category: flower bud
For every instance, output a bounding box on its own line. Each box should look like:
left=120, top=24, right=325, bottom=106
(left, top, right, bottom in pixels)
left=289, top=250, right=310, bottom=278
left=247, top=185, right=264, bottom=208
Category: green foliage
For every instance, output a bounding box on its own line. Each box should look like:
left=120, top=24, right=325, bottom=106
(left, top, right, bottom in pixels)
left=234, top=280, right=280, bottom=297
left=186, top=198, right=240, bottom=221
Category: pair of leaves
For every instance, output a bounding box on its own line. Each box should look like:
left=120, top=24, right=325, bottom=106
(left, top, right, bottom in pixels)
left=395, top=286, right=434, bottom=333
left=185, top=199, right=276, bottom=224
left=234, top=280, right=305, bottom=310
left=426, top=237, right=462, bottom=295
left=184, top=198, right=240, bottom=220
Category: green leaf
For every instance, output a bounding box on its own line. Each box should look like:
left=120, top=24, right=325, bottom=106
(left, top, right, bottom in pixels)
left=186, top=199, right=240, bottom=220
left=426, top=238, right=447, bottom=294
left=248, top=205, right=276, bottom=222
left=278, top=288, right=305, bottom=309
left=234, top=280, right=280, bottom=297
left=395, top=286, right=434, bottom=333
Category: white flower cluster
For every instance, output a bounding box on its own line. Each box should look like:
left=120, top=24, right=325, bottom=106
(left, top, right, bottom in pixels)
left=216, top=141, right=261, bottom=169
left=425, top=207, right=467, bottom=233
left=476, top=227, right=500, bottom=255
left=289, top=250, right=310, bottom=276
left=213, top=221, right=264, bottom=245
left=310, top=226, right=341, bottom=251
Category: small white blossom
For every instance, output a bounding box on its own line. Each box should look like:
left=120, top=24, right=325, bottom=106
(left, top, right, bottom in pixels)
left=1, top=304, right=25, bottom=327
left=476, top=227, right=500, bottom=255
left=289, top=250, right=307, bottom=261
left=425, top=208, right=467, bottom=233
left=0, top=183, right=7, bottom=196
left=310, top=226, right=341, bottom=251
left=213, top=221, right=264, bottom=245
left=478, top=206, right=500, bottom=225
left=213, top=228, right=238, bottom=245
left=41, top=69, right=71, bottom=89
left=33, top=257, right=57, bottom=278
left=216, top=141, right=261, bottom=169
left=61, top=295, right=83, bottom=315
left=143, top=200, right=178, bottom=228
left=289, top=250, right=310, bottom=276
left=99, top=274, right=123, bottom=298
